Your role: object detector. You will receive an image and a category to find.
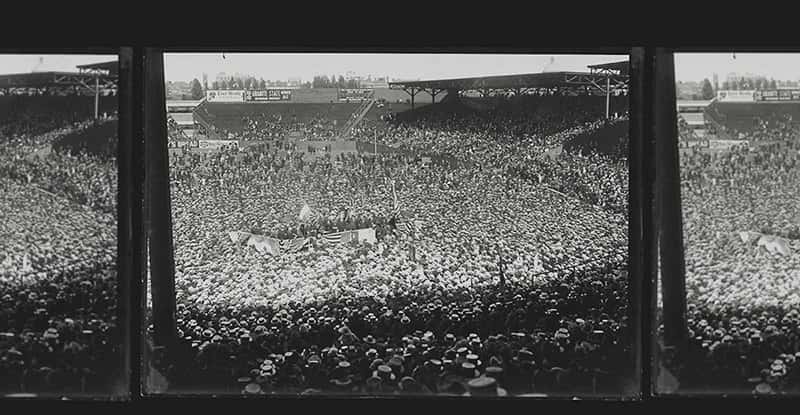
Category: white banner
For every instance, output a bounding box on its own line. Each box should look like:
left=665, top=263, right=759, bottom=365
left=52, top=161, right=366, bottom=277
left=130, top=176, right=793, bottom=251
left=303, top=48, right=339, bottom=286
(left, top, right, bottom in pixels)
left=357, top=228, right=377, bottom=244
left=206, top=89, right=246, bottom=102
left=198, top=140, right=239, bottom=149
left=716, top=90, right=755, bottom=102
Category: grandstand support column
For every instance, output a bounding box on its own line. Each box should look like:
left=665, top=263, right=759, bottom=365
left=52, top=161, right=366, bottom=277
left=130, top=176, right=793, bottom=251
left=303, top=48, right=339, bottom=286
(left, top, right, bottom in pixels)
left=605, top=75, right=611, bottom=119
left=428, top=88, right=439, bottom=104
left=94, top=73, right=100, bottom=119
left=403, top=87, right=419, bottom=110
left=654, top=48, right=688, bottom=358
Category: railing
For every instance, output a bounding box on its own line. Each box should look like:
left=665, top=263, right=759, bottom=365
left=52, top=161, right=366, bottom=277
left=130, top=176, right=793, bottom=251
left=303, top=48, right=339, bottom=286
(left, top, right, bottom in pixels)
left=339, top=99, right=375, bottom=139
left=702, top=99, right=733, bottom=140
left=191, top=98, right=221, bottom=140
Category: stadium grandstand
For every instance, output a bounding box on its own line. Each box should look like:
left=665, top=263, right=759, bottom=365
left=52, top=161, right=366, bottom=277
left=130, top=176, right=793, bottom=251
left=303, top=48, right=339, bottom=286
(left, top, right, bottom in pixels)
left=0, top=57, right=121, bottom=396
left=177, top=61, right=629, bottom=153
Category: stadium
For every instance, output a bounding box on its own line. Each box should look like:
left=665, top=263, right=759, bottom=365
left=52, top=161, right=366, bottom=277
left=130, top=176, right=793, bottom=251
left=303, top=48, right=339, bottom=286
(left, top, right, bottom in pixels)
left=151, top=57, right=634, bottom=396
left=665, top=84, right=800, bottom=394
left=0, top=58, right=122, bottom=396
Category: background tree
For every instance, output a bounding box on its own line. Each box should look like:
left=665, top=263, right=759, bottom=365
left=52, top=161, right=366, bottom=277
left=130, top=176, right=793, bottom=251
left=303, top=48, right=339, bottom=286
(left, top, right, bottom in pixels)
left=770, top=78, right=777, bottom=89
left=700, top=78, right=715, bottom=100
left=259, top=78, right=267, bottom=89
left=721, top=80, right=730, bottom=90
left=338, top=75, right=346, bottom=89
left=212, top=80, right=219, bottom=90
left=220, top=79, right=229, bottom=90
left=189, top=78, right=204, bottom=100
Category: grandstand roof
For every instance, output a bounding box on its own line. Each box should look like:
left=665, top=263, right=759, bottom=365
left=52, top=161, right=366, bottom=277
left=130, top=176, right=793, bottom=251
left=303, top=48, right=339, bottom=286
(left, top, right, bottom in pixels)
left=388, top=66, right=628, bottom=94
left=0, top=70, right=117, bottom=94
left=587, top=60, right=629, bottom=75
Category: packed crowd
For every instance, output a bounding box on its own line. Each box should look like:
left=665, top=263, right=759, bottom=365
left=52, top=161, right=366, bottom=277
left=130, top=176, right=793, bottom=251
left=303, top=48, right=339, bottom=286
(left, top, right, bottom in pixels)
left=664, top=115, right=800, bottom=394
left=222, top=114, right=341, bottom=142
left=161, top=99, right=632, bottom=395
left=727, top=114, right=799, bottom=143
left=0, top=108, right=119, bottom=395
left=351, top=100, right=629, bottom=213
left=0, top=120, right=118, bottom=215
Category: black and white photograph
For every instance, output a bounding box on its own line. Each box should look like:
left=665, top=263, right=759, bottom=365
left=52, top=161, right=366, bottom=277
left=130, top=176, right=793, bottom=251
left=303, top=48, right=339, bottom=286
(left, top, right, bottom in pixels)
left=0, top=54, right=124, bottom=397
left=145, top=52, right=635, bottom=397
left=657, top=52, right=800, bottom=395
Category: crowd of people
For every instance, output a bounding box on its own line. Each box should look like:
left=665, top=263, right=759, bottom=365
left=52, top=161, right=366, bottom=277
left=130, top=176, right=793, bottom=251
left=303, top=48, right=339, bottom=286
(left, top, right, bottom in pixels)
left=0, top=120, right=118, bottom=215
left=350, top=99, right=628, bottom=213
left=664, top=111, right=800, bottom=394
left=0, top=104, right=120, bottom=395
left=160, top=97, right=633, bottom=395
left=232, top=114, right=342, bottom=142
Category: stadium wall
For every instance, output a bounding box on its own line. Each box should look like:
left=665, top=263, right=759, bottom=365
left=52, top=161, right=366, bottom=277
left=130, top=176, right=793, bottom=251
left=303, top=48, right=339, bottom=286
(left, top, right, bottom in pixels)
left=709, top=101, right=800, bottom=133
left=290, top=88, right=340, bottom=103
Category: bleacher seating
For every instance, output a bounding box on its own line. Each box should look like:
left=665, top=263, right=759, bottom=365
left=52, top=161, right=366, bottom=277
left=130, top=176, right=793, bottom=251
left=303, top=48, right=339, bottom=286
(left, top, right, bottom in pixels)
left=202, top=102, right=362, bottom=134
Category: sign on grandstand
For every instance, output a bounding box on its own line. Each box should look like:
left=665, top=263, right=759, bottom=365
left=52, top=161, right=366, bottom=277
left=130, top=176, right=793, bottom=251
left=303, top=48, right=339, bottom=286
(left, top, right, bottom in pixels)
left=716, top=90, right=756, bottom=102
left=754, top=89, right=800, bottom=101
left=338, top=88, right=374, bottom=102
left=206, top=90, right=246, bottom=102
left=246, top=89, right=292, bottom=102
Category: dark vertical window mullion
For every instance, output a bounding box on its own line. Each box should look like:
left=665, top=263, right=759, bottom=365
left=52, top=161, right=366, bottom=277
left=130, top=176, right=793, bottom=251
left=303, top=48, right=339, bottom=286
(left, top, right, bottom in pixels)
left=654, top=48, right=688, bottom=364
left=145, top=49, right=177, bottom=350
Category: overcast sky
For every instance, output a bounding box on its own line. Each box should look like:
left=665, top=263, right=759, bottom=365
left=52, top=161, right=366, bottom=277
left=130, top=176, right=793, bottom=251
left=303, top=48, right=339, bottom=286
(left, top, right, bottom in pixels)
left=0, top=55, right=116, bottom=75
left=676, top=53, right=800, bottom=83
left=164, top=53, right=626, bottom=83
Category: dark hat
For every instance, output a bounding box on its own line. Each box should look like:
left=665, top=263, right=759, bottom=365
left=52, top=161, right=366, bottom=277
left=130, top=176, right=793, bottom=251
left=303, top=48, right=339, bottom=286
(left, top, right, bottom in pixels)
left=375, top=364, right=396, bottom=382
left=461, top=362, right=480, bottom=378
left=243, top=383, right=262, bottom=394
left=369, top=358, right=385, bottom=371
left=465, top=376, right=507, bottom=397
left=466, top=353, right=482, bottom=367
left=518, top=348, right=534, bottom=362
left=398, top=376, right=418, bottom=392
left=330, top=378, right=353, bottom=389
left=489, top=356, right=503, bottom=367
left=365, top=375, right=382, bottom=391
left=485, top=366, right=504, bottom=382
left=428, top=359, right=443, bottom=370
